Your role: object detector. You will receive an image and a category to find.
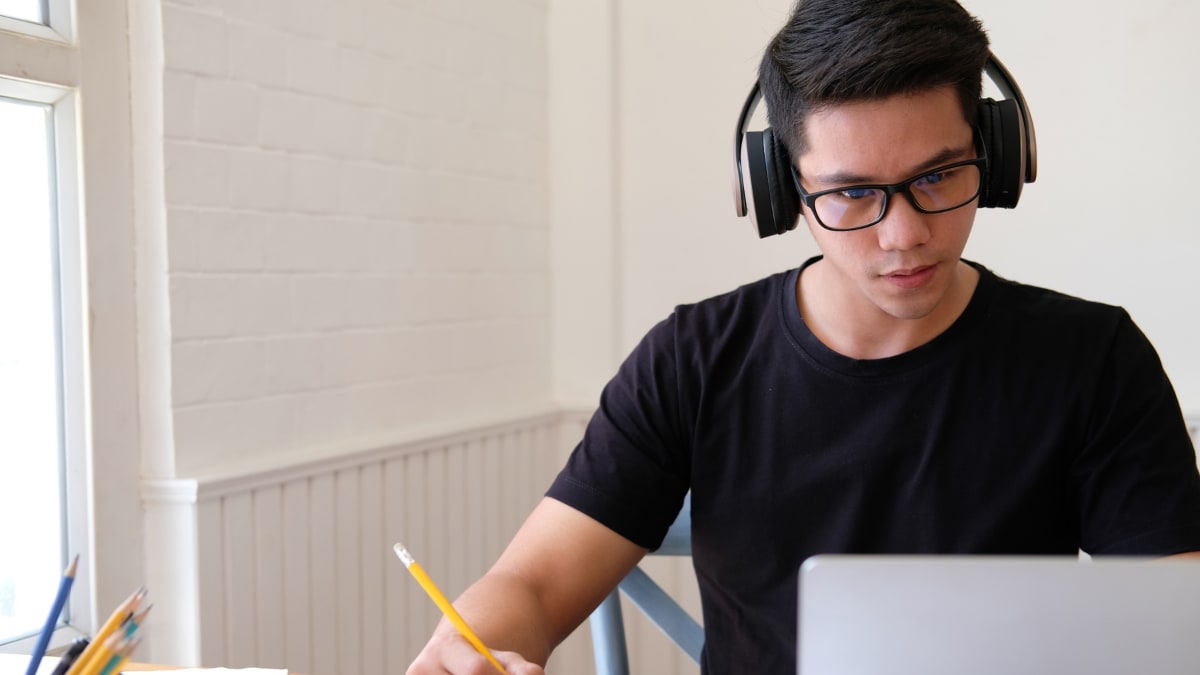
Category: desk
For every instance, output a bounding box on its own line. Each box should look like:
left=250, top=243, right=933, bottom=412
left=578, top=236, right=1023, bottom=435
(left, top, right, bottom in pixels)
left=0, top=654, right=300, bottom=675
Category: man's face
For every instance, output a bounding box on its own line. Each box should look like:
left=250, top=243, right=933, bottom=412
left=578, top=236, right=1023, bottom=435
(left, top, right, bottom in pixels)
left=795, top=86, right=978, bottom=324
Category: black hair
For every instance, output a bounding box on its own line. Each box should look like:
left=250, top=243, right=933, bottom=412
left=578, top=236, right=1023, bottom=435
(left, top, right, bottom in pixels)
left=759, top=0, right=990, bottom=156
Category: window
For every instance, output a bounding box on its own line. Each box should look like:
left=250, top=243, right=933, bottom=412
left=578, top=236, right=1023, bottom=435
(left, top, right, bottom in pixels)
left=0, top=0, right=44, bottom=24
left=0, top=77, right=89, bottom=651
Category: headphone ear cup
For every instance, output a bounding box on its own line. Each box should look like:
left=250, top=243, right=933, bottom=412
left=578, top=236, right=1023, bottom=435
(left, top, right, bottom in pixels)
left=764, top=129, right=800, bottom=235
left=976, top=97, right=1025, bottom=209
left=742, top=128, right=801, bottom=237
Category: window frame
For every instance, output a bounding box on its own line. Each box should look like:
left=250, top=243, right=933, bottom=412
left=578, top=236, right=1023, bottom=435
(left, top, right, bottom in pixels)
left=0, top=73, right=93, bottom=654
left=0, top=0, right=73, bottom=43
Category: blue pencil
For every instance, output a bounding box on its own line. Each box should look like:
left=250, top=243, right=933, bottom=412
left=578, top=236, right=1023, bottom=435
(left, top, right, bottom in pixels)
left=25, top=555, right=79, bottom=675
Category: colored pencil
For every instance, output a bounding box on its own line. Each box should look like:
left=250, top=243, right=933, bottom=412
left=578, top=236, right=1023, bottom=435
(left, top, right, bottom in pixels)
left=25, top=555, right=79, bottom=675
left=124, top=603, right=151, bottom=636
left=65, top=587, right=146, bottom=675
left=96, top=635, right=141, bottom=675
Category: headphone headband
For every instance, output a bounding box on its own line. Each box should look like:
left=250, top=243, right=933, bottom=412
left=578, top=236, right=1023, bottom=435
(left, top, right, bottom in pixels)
left=732, top=81, right=762, bottom=218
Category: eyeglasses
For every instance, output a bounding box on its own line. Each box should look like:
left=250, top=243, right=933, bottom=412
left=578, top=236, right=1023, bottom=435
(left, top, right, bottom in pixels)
left=792, top=157, right=988, bottom=232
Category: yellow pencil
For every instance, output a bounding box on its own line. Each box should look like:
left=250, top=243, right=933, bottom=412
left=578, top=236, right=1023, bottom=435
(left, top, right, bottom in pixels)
left=393, top=543, right=507, bottom=675
left=66, top=587, right=146, bottom=675
left=91, top=605, right=149, bottom=675
left=71, top=631, right=120, bottom=675
left=96, top=635, right=141, bottom=675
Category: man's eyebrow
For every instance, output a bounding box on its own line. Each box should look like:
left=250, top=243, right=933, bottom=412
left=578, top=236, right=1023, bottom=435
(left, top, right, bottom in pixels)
left=806, top=144, right=975, bottom=187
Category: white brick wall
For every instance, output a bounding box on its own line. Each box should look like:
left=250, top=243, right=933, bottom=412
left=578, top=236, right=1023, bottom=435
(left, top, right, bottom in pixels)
left=161, top=0, right=551, bottom=474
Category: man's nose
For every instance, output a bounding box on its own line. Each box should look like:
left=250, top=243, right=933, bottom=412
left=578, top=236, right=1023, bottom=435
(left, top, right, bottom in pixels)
left=874, top=193, right=931, bottom=251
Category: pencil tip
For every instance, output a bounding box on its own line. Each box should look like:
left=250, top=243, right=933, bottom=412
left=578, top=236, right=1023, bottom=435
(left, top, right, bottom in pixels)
left=124, top=586, right=149, bottom=606
left=66, top=555, right=80, bottom=576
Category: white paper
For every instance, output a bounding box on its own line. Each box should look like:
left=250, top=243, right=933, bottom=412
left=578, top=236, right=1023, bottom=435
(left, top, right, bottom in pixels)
left=132, top=671, right=286, bottom=675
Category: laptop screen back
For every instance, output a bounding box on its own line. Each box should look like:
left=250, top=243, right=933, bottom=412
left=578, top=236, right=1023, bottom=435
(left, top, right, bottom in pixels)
left=798, top=555, right=1200, bottom=675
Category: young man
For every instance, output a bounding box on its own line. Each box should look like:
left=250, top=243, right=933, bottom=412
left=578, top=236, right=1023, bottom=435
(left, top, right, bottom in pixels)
left=408, top=1, right=1200, bottom=673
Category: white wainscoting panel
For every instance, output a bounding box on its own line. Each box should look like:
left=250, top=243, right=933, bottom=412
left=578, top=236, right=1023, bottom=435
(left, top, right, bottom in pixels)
left=143, top=409, right=700, bottom=675
left=183, top=411, right=591, bottom=673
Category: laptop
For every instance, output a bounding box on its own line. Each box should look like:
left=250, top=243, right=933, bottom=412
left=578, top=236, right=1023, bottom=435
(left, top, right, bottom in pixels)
left=798, top=554, right=1200, bottom=675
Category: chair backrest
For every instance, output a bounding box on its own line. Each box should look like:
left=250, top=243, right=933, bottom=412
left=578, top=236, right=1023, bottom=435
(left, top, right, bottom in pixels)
left=588, top=494, right=703, bottom=675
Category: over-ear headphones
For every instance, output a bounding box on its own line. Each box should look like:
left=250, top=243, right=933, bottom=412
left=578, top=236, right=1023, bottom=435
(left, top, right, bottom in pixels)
left=732, top=53, right=1037, bottom=238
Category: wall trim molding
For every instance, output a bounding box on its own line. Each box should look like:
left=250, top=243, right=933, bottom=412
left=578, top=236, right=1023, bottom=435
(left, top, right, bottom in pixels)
left=185, top=406, right=572, bottom=499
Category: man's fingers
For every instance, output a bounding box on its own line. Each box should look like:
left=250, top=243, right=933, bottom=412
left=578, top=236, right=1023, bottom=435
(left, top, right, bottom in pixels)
left=406, top=632, right=545, bottom=675
left=494, top=650, right=545, bottom=675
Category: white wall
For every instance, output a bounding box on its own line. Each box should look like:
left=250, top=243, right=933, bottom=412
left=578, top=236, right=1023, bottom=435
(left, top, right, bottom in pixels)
left=963, top=0, right=1200, bottom=411
left=121, top=0, right=558, bottom=662
left=551, top=1, right=805, bottom=406
left=154, top=0, right=554, bottom=477
left=551, top=0, right=1200, bottom=416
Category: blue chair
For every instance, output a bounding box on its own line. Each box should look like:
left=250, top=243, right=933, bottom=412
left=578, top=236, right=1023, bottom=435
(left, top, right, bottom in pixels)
left=588, top=494, right=703, bottom=675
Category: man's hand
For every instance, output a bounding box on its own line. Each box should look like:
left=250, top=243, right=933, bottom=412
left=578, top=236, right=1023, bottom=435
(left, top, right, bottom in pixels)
left=406, top=630, right=545, bottom=675
left=403, top=498, right=648, bottom=674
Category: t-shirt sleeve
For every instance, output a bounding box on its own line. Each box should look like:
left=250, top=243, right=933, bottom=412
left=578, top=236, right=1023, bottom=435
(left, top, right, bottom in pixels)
left=547, top=313, right=692, bottom=551
left=1074, top=310, right=1200, bottom=555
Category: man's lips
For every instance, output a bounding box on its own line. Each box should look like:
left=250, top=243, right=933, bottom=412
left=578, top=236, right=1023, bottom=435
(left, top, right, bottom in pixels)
left=885, top=264, right=933, bottom=276
left=881, top=264, right=936, bottom=288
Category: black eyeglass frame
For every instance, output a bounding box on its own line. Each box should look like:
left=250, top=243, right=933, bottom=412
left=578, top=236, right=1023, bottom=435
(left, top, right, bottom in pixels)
left=791, top=156, right=990, bottom=232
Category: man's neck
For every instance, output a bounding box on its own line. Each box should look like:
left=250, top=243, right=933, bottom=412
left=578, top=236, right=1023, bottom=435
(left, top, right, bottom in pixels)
left=797, top=259, right=980, bottom=360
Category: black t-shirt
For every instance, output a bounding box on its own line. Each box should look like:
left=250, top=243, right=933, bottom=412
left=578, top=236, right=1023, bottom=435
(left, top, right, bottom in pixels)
left=548, top=257, right=1200, bottom=674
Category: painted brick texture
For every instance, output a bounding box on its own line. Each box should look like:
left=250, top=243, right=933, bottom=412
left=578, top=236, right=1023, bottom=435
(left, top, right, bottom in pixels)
left=162, top=0, right=551, bottom=473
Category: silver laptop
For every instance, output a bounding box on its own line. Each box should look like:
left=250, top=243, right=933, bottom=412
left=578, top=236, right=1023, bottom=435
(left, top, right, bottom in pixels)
left=798, top=554, right=1200, bottom=675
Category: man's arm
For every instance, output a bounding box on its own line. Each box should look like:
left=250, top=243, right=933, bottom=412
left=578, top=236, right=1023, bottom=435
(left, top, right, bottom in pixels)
left=1164, top=552, right=1200, bottom=561
left=407, top=497, right=648, bottom=674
